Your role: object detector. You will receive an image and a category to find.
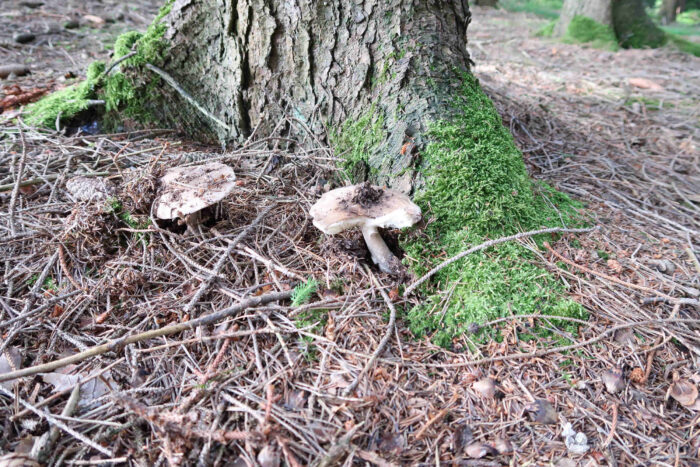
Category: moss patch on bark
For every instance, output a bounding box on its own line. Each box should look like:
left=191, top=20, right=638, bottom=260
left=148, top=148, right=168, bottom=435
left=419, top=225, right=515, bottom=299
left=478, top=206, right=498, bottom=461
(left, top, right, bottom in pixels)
left=613, top=0, right=667, bottom=49
left=329, top=105, right=385, bottom=182
left=402, top=74, right=587, bottom=347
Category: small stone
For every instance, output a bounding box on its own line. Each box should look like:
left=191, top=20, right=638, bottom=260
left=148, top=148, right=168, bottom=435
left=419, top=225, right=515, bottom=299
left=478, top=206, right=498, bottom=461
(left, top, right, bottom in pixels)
left=13, top=32, right=36, bottom=44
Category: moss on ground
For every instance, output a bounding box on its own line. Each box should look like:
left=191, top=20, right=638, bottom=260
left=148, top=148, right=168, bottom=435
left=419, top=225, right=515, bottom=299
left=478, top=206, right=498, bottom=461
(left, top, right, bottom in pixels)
left=668, top=34, right=700, bottom=57
left=536, top=20, right=556, bottom=37
left=25, top=0, right=174, bottom=129
left=402, top=74, right=587, bottom=347
left=564, top=15, right=619, bottom=50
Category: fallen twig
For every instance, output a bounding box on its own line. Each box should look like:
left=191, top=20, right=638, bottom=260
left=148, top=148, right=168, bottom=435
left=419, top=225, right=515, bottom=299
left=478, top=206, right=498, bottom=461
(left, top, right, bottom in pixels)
left=343, top=268, right=397, bottom=396
left=404, top=226, right=596, bottom=296
left=0, top=290, right=293, bottom=382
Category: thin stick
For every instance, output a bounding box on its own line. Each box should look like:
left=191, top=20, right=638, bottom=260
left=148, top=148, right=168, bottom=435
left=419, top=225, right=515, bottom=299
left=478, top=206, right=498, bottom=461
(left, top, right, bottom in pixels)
left=544, top=242, right=696, bottom=305
left=183, top=205, right=274, bottom=313
left=404, top=226, right=596, bottom=296
left=343, top=268, right=397, bottom=396
left=144, top=63, right=231, bottom=131
left=8, top=123, right=28, bottom=236
left=0, top=385, right=112, bottom=456
left=420, top=318, right=700, bottom=368
left=0, top=290, right=293, bottom=382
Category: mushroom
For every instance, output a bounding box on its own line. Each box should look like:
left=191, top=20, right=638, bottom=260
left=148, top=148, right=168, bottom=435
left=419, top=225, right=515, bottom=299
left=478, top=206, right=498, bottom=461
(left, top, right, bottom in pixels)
left=309, top=182, right=421, bottom=274
left=154, top=162, right=236, bottom=232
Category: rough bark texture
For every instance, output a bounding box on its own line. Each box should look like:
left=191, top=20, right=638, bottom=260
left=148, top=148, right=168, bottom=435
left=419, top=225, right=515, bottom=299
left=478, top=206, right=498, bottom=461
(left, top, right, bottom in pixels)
left=554, top=0, right=613, bottom=37
left=613, top=0, right=667, bottom=48
left=153, top=0, right=472, bottom=192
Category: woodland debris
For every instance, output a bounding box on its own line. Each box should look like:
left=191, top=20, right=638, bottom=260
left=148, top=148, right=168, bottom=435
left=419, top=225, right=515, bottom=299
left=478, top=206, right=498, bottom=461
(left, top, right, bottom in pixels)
left=526, top=399, right=558, bottom=424
left=561, top=422, right=589, bottom=455
left=668, top=375, right=700, bottom=409
left=65, top=176, right=115, bottom=202
left=601, top=367, right=625, bottom=394
left=472, top=377, right=497, bottom=399
left=0, top=64, right=30, bottom=79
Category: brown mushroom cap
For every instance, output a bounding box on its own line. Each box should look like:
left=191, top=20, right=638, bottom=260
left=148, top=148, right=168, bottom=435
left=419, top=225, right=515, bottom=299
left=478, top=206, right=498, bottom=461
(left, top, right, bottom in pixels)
left=155, top=162, right=236, bottom=220
left=309, top=184, right=421, bottom=234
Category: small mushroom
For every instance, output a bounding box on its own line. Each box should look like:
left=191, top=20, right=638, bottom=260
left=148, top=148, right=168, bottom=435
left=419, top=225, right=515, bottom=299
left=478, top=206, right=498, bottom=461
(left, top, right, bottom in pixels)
left=309, top=183, right=421, bottom=274
left=154, top=162, right=236, bottom=232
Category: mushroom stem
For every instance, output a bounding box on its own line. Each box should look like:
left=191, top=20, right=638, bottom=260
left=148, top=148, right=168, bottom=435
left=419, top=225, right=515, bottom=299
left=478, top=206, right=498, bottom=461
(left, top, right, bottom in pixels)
left=361, top=224, right=403, bottom=275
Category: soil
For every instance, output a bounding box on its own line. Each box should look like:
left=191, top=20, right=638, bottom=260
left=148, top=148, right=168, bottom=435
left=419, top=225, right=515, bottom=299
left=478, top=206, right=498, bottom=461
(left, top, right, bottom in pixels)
left=349, top=182, right=384, bottom=209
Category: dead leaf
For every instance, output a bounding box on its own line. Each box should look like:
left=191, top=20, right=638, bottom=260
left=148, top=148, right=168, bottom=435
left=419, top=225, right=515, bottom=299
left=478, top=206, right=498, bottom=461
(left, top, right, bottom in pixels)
left=601, top=367, right=625, bottom=394
left=452, top=424, right=474, bottom=452
left=465, top=442, right=496, bottom=458
left=83, top=14, right=105, bottom=26
left=606, top=259, right=623, bottom=274
left=527, top=399, right=557, bottom=424
left=669, top=378, right=699, bottom=407
left=472, top=377, right=496, bottom=399
left=492, top=436, right=513, bottom=454
left=0, top=348, right=22, bottom=390
left=40, top=367, right=115, bottom=407
left=257, top=445, right=280, bottom=467
left=0, top=453, right=40, bottom=467
left=628, top=77, right=663, bottom=91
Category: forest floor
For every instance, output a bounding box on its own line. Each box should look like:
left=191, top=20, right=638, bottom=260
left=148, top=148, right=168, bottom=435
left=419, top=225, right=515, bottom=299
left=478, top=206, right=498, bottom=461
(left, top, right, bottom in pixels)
left=1, top=3, right=699, bottom=466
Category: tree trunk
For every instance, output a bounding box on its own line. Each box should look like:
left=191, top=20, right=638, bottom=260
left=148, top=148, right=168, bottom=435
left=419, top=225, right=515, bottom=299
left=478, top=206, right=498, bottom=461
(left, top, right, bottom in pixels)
left=150, top=0, right=471, bottom=192
left=474, top=0, right=499, bottom=6
left=613, top=0, right=667, bottom=48
left=660, top=0, right=682, bottom=23
left=554, top=0, right=613, bottom=37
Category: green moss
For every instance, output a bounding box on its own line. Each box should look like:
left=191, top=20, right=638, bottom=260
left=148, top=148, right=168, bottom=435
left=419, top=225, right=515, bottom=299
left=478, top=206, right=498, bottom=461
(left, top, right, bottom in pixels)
left=24, top=62, right=106, bottom=128
left=668, top=34, right=700, bottom=56
left=329, top=104, right=386, bottom=181
left=564, top=15, right=619, bottom=50
left=25, top=0, right=174, bottom=129
left=403, top=74, right=587, bottom=347
left=536, top=20, right=556, bottom=37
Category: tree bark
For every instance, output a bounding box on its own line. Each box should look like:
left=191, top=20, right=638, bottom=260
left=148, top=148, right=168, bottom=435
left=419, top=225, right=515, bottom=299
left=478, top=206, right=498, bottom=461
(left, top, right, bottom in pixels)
left=660, top=0, right=680, bottom=23
left=554, top=0, right=613, bottom=37
left=474, top=0, right=499, bottom=6
left=150, top=0, right=471, bottom=192
left=613, top=0, right=667, bottom=48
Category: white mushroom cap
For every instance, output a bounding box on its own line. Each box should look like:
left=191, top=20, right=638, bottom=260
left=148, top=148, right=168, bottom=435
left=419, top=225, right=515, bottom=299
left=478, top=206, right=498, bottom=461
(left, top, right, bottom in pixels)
left=310, top=184, right=421, bottom=234
left=155, top=162, right=236, bottom=220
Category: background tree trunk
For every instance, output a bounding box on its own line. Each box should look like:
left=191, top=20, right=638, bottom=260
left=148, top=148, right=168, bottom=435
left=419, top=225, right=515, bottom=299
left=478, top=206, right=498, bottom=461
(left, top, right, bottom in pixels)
left=613, top=0, right=667, bottom=48
left=554, top=0, right=613, bottom=37
left=661, top=0, right=679, bottom=23
left=474, top=0, right=499, bottom=6
left=151, top=0, right=472, bottom=192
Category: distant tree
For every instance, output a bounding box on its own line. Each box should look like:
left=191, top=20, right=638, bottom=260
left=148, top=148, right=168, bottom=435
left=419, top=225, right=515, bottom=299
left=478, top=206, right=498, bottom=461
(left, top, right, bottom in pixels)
left=660, top=0, right=687, bottom=23
left=556, top=0, right=667, bottom=49
left=474, top=0, right=499, bottom=6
